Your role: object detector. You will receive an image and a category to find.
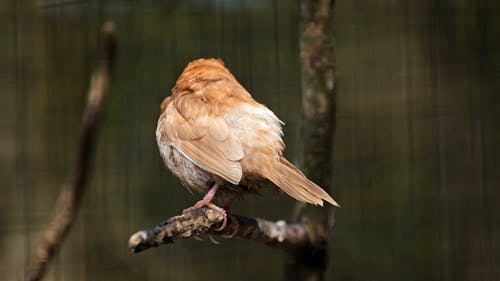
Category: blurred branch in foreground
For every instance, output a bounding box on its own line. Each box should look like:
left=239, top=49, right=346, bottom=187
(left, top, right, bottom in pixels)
left=26, top=21, right=117, bottom=281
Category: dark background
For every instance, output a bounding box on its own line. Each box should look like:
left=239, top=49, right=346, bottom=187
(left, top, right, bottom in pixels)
left=1, top=1, right=499, bottom=280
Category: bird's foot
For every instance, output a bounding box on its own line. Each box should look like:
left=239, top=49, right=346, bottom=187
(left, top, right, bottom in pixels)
left=182, top=183, right=226, bottom=230
left=182, top=201, right=227, bottom=231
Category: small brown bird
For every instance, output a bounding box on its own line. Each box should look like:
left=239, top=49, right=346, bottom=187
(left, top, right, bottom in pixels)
left=156, top=58, right=339, bottom=225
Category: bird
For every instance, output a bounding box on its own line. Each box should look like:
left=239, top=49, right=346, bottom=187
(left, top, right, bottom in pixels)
left=156, top=58, right=339, bottom=228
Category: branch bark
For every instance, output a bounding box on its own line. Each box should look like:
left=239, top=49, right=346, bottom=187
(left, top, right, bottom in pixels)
left=26, top=21, right=117, bottom=281
left=128, top=208, right=319, bottom=254
left=286, top=0, right=338, bottom=280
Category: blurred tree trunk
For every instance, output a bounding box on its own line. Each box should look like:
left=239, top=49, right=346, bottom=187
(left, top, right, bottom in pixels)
left=284, top=0, right=337, bottom=280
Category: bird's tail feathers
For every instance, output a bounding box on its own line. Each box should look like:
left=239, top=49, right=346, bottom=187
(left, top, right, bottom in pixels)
left=265, top=157, right=340, bottom=207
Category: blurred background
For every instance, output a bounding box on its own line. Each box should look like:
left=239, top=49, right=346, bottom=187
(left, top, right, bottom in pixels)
left=1, top=0, right=499, bottom=280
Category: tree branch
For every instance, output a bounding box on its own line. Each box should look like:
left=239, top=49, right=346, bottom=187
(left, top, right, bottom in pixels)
left=128, top=207, right=318, bottom=254
left=285, top=0, right=337, bottom=279
left=26, top=21, right=117, bottom=281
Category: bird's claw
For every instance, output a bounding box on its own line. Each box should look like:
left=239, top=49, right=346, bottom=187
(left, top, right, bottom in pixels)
left=208, top=235, right=221, bottom=244
left=222, top=217, right=239, bottom=238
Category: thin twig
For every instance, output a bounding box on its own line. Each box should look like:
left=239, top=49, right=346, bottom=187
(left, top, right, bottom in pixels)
left=26, top=21, right=117, bottom=281
left=128, top=207, right=318, bottom=254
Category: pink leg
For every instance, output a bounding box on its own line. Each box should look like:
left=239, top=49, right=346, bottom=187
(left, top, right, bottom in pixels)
left=182, top=183, right=227, bottom=230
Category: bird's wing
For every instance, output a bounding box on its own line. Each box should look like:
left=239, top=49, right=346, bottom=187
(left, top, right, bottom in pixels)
left=159, top=93, right=244, bottom=185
